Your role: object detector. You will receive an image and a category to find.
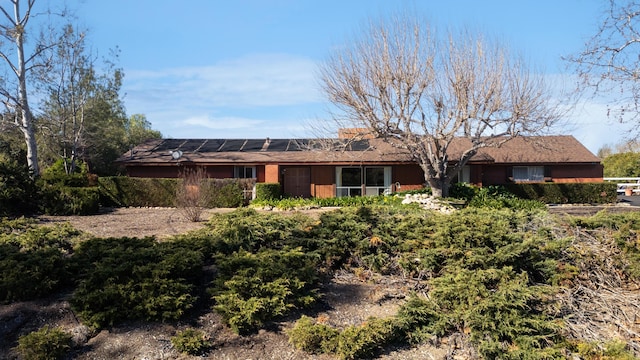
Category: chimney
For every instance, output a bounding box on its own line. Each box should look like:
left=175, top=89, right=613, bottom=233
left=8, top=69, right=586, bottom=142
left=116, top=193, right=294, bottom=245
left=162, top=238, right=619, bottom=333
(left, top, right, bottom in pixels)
left=338, top=128, right=374, bottom=139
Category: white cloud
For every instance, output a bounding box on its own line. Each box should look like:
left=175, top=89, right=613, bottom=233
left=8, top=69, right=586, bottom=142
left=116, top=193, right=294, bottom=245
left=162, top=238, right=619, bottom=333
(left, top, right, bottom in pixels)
left=183, top=115, right=264, bottom=130
left=124, top=53, right=321, bottom=110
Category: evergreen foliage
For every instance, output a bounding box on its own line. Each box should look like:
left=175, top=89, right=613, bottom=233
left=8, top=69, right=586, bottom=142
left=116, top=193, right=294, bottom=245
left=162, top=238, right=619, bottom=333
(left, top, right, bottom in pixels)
left=70, top=237, right=203, bottom=328
left=15, top=326, right=72, bottom=360
left=0, top=143, right=37, bottom=216
left=254, top=182, right=281, bottom=200
left=171, top=328, right=210, bottom=356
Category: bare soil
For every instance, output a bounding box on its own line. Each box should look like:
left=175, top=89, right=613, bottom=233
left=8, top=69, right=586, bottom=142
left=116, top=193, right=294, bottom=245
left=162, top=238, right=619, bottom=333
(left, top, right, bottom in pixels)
left=1, top=204, right=638, bottom=359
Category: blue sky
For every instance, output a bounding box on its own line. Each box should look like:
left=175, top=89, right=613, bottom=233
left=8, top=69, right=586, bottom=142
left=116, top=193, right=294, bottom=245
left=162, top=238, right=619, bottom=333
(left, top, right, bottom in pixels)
left=74, top=0, right=615, bottom=153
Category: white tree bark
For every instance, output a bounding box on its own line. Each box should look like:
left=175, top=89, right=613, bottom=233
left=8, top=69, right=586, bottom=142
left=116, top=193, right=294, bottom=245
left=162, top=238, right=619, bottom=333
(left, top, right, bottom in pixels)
left=0, top=0, right=58, bottom=176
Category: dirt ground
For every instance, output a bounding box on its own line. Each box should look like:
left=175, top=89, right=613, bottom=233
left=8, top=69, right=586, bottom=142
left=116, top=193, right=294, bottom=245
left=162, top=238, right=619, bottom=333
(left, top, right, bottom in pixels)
left=2, top=203, right=639, bottom=359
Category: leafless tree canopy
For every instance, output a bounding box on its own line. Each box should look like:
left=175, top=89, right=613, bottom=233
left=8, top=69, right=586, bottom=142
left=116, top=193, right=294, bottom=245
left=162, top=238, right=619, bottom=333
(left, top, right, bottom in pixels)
left=319, top=15, right=565, bottom=197
left=566, top=0, right=640, bottom=134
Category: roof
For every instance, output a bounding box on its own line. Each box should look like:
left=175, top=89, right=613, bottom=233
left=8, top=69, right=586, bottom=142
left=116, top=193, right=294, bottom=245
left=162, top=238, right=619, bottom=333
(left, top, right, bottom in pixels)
left=117, top=135, right=600, bottom=166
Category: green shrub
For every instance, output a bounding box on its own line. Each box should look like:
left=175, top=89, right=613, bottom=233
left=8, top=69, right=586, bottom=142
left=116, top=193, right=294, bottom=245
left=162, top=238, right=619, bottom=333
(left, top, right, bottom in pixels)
left=288, top=316, right=339, bottom=354
left=15, top=325, right=72, bottom=360
left=39, top=184, right=100, bottom=215
left=98, top=176, right=177, bottom=207
left=211, top=247, right=320, bottom=334
left=0, top=155, right=37, bottom=216
left=0, top=244, right=71, bottom=303
left=70, top=237, right=203, bottom=328
left=203, top=208, right=314, bottom=254
left=171, top=328, right=210, bottom=355
left=40, top=159, right=89, bottom=187
left=205, top=180, right=244, bottom=207
left=449, top=182, right=478, bottom=201
left=0, top=223, right=81, bottom=303
left=335, top=317, right=400, bottom=360
left=468, top=186, right=546, bottom=210
left=255, top=182, right=281, bottom=200
left=504, top=182, right=617, bottom=204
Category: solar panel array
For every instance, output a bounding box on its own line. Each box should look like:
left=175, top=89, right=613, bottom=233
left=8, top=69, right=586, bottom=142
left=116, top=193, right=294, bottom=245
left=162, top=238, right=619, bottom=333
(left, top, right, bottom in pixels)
left=152, top=138, right=371, bottom=153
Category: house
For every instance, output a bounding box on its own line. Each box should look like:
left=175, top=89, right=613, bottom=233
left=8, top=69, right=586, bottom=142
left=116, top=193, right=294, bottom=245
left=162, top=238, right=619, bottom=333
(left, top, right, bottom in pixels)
left=116, top=135, right=603, bottom=198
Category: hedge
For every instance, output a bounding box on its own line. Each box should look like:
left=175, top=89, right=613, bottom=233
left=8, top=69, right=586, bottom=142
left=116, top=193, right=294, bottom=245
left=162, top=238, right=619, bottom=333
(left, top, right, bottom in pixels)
left=98, top=177, right=251, bottom=208
left=98, top=177, right=177, bottom=207
left=255, top=182, right=282, bottom=201
left=504, top=182, right=617, bottom=204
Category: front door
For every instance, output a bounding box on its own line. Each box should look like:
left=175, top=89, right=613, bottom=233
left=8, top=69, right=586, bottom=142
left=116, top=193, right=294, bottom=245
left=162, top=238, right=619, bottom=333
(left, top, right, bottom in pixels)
left=283, top=167, right=311, bottom=198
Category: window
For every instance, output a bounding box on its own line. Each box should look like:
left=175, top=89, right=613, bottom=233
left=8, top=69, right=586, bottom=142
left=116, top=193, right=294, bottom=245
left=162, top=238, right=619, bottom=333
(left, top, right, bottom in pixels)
left=513, top=166, right=544, bottom=182
left=336, top=167, right=391, bottom=196
left=234, top=166, right=256, bottom=179
left=455, top=166, right=471, bottom=183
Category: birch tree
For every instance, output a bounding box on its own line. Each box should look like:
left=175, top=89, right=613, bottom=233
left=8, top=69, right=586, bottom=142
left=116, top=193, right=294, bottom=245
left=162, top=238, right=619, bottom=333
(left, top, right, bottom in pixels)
left=319, top=15, right=565, bottom=197
left=0, top=0, right=58, bottom=176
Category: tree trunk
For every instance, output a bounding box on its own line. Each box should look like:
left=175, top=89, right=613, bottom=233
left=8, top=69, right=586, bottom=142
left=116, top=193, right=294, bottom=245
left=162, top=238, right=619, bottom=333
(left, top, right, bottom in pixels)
left=13, top=1, right=39, bottom=177
left=20, top=113, right=39, bottom=176
left=427, top=176, right=450, bottom=198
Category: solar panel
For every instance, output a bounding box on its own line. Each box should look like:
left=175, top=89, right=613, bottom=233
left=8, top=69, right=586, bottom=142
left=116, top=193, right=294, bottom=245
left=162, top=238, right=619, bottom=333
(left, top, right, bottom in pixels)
left=349, top=139, right=370, bottom=151
left=266, top=139, right=290, bottom=151
left=199, top=139, right=225, bottom=152
left=218, top=139, right=245, bottom=152
left=179, top=139, right=206, bottom=152
left=153, top=139, right=184, bottom=151
left=241, top=139, right=266, bottom=151
left=288, top=139, right=309, bottom=151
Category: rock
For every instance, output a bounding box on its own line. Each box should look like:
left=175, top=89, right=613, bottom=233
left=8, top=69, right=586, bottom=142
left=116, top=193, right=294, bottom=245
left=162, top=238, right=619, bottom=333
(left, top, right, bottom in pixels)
left=400, top=194, right=456, bottom=214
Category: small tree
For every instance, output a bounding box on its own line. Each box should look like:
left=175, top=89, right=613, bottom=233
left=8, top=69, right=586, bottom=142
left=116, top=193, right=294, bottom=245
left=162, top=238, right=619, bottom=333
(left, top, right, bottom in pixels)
left=319, top=14, right=565, bottom=197
left=176, top=166, right=209, bottom=222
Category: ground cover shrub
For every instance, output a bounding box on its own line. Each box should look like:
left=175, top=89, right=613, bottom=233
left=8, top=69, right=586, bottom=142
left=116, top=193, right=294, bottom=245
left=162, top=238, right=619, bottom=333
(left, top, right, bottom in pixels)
left=334, top=317, right=401, bottom=360
left=572, top=340, right=637, bottom=360
left=568, top=211, right=640, bottom=280
left=0, top=221, right=83, bottom=303
left=201, top=208, right=314, bottom=254
left=70, top=237, right=203, bottom=328
left=288, top=316, right=339, bottom=354
left=14, top=325, right=72, bottom=360
left=171, top=328, right=211, bottom=356
left=211, top=246, right=320, bottom=334
left=291, top=206, right=578, bottom=358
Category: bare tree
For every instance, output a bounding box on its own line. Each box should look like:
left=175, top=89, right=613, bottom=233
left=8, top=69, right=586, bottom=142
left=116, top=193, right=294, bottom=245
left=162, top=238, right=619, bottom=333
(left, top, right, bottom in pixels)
left=176, top=167, right=210, bottom=222
left=0, top=0, right=62, bottom=176
left=319, top=15, right=565, bottom=197
left=566, top=1, right=640, bottom=136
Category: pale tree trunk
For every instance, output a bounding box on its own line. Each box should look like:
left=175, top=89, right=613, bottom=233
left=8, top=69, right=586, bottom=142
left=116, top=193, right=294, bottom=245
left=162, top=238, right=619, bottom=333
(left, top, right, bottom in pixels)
left=17, top=52, right=39, bottom=176
left=1, top=0, right=41, bottom=176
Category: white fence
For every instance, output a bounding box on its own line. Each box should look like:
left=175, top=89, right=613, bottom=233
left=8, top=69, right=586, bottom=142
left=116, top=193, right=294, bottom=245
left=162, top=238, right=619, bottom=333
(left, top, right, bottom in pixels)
left=603, top=177, right=640, bottom=195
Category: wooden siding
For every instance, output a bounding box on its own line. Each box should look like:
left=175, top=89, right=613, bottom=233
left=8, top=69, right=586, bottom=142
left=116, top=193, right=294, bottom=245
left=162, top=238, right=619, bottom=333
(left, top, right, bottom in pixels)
left=392, top=164, right=425, bottom=191
left=264, top=164, right=279, bottom=183
left=311, top=166, right=335, bottom=198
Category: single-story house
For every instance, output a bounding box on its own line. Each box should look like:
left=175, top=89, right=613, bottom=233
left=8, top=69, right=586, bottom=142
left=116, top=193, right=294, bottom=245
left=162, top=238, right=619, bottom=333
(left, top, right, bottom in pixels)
left=116, top=135, right=603, bottom=198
